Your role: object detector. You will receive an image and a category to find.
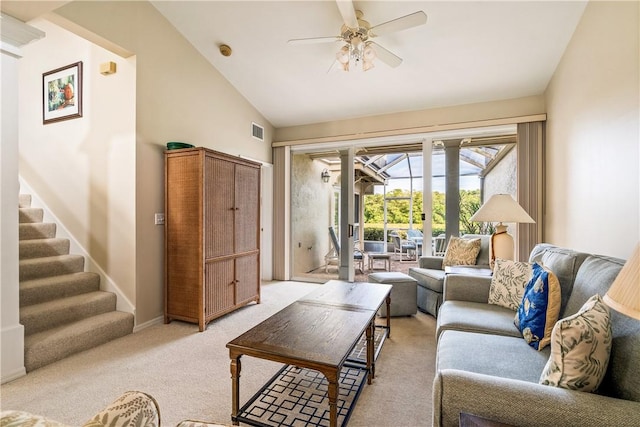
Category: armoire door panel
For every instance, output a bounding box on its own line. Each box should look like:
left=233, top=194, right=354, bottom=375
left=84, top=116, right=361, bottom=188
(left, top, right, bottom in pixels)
left=205, top=156, right=235, bottom=258
left=235, top=253, right=260, bottom=303
left=234, top=164, right=260, bottom=253
left=205, top=259, right=235, bottom=317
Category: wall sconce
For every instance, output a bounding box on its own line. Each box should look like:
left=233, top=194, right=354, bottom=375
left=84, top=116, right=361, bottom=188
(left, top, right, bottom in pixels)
left=321, top=169, right=330, bottom=183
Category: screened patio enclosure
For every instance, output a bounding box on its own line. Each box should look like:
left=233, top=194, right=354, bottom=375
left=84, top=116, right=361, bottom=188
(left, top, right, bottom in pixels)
left=290, top=129, right=520, bottom=283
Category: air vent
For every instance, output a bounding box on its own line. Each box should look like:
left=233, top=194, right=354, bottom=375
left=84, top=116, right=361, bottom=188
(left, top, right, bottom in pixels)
left=252, top=122, right=264, bottom=141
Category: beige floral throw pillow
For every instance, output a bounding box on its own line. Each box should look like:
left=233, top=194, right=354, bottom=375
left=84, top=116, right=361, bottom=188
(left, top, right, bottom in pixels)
left=539, top=294, right=612, bottom=392
left=488, top=259, right=533, bottom=311
left=442, top=237, right=481, bottom=267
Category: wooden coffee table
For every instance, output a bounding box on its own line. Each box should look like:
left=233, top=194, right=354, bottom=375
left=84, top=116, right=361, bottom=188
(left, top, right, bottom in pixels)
left=227, top=280, right=392, bottom=427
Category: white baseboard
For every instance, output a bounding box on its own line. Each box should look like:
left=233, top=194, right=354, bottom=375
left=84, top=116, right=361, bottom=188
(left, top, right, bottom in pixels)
left=133, top=315, right=164, bottom=333
left=1, top=324, right=26, bottom=384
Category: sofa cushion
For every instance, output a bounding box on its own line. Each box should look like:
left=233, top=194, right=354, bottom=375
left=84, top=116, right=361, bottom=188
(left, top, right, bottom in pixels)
left=436, top=301, right=522, bottom=340
left=515, top=263, right=561, bottom=351
left=461, top=234, right=492, bottom=267
left=488, top=259, right=533, bottom=311
left=529, top=244, right=589, bottom=317
left=437, top=330, right=550, bottom=383
left=540, top=294, right=612, bottom=392
left=569, top=254, right=640, bottom=402
left=408, top=267, right=445, bottom=292
left=443, top=237, right=481, bottom=267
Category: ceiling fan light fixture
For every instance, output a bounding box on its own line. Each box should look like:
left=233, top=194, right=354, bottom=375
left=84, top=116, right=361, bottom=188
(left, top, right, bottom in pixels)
left=336, top=45, right=350, bottom=64
left=363, top=59, right=375, bottom=71
left=364, top=42, right=376, bottom=61
left=291, top=4, right=427, bottom=73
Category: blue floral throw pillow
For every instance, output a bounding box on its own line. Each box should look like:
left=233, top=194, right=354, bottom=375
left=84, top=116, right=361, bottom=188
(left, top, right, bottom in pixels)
left=514, top=262, right=561, bottom=351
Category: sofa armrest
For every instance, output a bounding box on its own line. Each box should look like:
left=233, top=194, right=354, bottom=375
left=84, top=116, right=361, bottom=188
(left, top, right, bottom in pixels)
left=433, top=369, right=640, bottom=427
left=83, top=391, right=160, bottom=427
left=419, top=256, right=444, bottom=269
left=443, top=274, right=491, bottom=303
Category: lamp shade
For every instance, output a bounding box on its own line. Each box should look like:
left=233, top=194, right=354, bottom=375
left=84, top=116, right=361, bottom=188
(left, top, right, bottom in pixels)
left=469, top=194, right=535, bottom=224
left=603, top=243, right=640, bottom=319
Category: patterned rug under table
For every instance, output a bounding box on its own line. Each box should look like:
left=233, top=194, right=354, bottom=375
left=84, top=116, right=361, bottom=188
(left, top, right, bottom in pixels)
left=236, top=324, right=388, bottom=427
left=236, top=364, right=367, bottom=427
left=346, top=325, right=387, bottom=366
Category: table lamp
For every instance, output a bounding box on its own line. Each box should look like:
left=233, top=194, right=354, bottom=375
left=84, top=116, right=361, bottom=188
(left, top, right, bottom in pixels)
left=603, top=243, right=640, bottom=319
left=469, top=194, right=535, bottom=266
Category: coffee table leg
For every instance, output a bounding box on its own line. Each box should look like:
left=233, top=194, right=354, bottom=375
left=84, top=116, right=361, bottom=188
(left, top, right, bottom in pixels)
left=326, top=370, right=339, bottom=427
left=385, top=294, right=391, bottom=337
left=366, top=320, right=374, bottom=383
left=230, top=355, right=242, bottom=425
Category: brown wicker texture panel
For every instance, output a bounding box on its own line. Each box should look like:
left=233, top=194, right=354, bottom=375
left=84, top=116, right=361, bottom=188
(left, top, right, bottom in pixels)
left=235, top=252, right=260, bottom=304
left=205, top=258, right=235, bottom=318
left=166, top=153, right=202, bottom=320
left=234, top=164, right=260, bottom=253
left=205, top=156, right=235, bottom=259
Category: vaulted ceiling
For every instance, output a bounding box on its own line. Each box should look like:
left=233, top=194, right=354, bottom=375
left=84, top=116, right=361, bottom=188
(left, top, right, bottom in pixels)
left=2, top=1, right=587, bottom=129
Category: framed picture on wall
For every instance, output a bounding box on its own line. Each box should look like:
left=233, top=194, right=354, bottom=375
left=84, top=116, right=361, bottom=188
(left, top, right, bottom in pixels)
left=43, top=61, right=83, bottom=124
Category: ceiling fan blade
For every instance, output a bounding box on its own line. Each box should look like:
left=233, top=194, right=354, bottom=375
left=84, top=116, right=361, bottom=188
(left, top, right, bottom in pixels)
left=370, top=41, right=403, bottom=68
left=370, top=11, right=427, bottom=37
left=336, top=0, right=359, bottom=28
left=288, top=36, right=342, bottom=45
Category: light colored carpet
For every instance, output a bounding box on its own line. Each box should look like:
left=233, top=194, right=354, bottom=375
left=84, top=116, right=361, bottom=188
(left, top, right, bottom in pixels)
left=1, top=280, right=436, bottom=426
left=301, top=256, right=422, bottom=283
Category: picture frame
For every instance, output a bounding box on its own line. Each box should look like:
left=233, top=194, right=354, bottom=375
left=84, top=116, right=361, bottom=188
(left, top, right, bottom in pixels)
left=43, top=61, right=83, bottom=124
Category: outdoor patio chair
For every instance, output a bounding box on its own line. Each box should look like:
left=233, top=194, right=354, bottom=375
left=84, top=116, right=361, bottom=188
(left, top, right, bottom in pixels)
left=325, top=226, right=364, bottom=273
left=407, top=229, right=424, bottom=256
left=433, top=234, right=447, bottom=256
left=390, top=231, right=417, bottom=262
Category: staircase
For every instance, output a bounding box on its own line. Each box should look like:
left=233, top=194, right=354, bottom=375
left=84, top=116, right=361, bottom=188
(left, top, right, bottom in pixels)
left=18, top=194, right=134, bottom=372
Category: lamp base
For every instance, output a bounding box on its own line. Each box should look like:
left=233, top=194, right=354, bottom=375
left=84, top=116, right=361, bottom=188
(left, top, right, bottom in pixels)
left=490, top=224, right=514, bottom=268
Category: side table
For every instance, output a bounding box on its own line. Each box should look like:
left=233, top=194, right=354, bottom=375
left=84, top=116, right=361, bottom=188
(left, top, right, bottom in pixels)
left=367, top=252, right=391, bottom=271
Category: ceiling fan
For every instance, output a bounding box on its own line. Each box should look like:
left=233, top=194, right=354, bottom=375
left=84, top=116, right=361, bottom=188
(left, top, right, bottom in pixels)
left=288, top=0, right=427, bottom=72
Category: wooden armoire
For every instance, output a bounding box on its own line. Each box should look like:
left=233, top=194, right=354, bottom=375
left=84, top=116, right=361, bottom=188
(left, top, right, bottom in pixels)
left=164, top=147, right=261, bottom=331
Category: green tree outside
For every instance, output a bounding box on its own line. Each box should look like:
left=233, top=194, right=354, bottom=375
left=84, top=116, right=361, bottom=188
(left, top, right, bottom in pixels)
left=363, top=189, right=489, bottom=240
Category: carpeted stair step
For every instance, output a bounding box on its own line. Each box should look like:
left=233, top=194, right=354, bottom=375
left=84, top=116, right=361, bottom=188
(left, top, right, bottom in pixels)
left=15, top=192, right=135, bottom=372
left=24, top=311, right=134, bottom=372
left=19, top=222, right=56, bottom=240
left=19, top=254, right=84, bottom=281
left=20, top=238, right=70, bottom=259
left=21, top=291, right=117, bottom=336
left=19, top=207, right=44, bottom=223
left=19, top=194, right=32, bottom=208
left=20, top=272, right=100, bottom=307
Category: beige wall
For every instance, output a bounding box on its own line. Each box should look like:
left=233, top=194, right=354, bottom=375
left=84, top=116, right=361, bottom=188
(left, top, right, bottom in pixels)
left=545, top=1, right=639, bottom=259
left=291, top=155, right=333, bottom=276
left=274, top=95, right=545, bottom=143
left=19, top=19, right=137, bottom=308
left=25, top=1, right=274, bottom=326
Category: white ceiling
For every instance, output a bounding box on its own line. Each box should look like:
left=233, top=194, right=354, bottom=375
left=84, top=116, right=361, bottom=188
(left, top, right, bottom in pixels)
left=2, top=1, right=588, bottom=130
left=150, top=1, right=587, bottom=129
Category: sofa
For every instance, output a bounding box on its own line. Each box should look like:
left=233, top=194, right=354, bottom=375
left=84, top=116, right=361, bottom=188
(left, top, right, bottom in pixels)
left=433, top=243, right=640, bottom=426
left=408, top=234, right=491, bottom=317
left=0, top=390, right=227, bottom=427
